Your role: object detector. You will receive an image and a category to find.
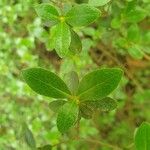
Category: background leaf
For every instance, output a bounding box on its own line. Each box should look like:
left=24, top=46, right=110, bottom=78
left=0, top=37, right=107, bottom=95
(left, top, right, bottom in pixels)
left=66, top=4, right=100, bottom=27
left=89, top=0, right=111, bottom=7
left=135, top=122, right=150, bottom=150
left=37, top=145, right=52, bottom=150
left=57, top=102, right=79, bottom=133
left=77, top=68, right=123, bottom=101
left=22, top=68, right=71, bottom=98
left=22, top=123, right=36, bottom=149
left=127, top=45, right=144, bottom=60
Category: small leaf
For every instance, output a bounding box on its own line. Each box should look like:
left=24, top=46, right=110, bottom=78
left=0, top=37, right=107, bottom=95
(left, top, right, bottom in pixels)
left=66, top=4, right=100, bottom=27
left=135, top=122, right=150, bottom=150
left=22, top=68, right=71, bottom=98
left=77, top=68, right=123, bottom=101
left=35, top=3, right=59, bottom=23
left=127, top=45, right=144, bottom=60
left=49, top=100, right=66, bottom=112
left=38, top=145, right=52, bottom=150
left=127, top=24, right=140, bottom=43
left=85, top=97, right=117, bottom=111
left=64, top=71, right=79, bottom=95
left=125, top=7, right=147, bottom=23
left=53, top=22, right=71, bottom=57
left=89, top=0, right=111, bottom=7
left=57, top=102, right=79, bottom=133
left=22, top=123, right=36, bottom=149
left=111, top=17, right=122, bottom=29
left=69, top=29, right=82, bottom=54
left=79, top=103, right=94, bottom=119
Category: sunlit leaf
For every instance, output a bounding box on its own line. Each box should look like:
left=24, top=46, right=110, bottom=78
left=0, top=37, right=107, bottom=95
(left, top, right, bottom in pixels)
left=66, top=4, right=100, bottom=27
left=77, top=68, right=123, bottom=101
left=35, top=3, right=59, bottom=23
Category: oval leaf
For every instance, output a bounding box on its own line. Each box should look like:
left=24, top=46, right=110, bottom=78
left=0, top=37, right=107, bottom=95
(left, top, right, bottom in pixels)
left=127, top=45, right=144, bottom=60
left=77, top=68, right=123, bottom=101
left=22, top=123, right=36, bottom=148
left=69, top=29, right=82, bottom=54
left=22, top=68, right=71, bottom=98
left=135, top=122, right=150, bottom=150
left=49, top=100, right=66, bottom=112
left=57, top=102, right=79, bottom=133
left=66, top=4, right=100, bottom=27
left=53, top=22, right=71, bottom=57
left=85, top=97, right=117, bottom=111
left=35, top=3, right=59, bottom=23
left=89, top=0, right=111, bottom=7
left=64, top=71, right=79, bottom=95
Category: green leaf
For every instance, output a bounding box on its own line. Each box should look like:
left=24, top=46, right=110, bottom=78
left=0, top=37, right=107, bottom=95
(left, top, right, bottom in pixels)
left=49, top=100, right=66, bottom=112
left=22, top=68, right=71, bottom=98
left=127, top=24, right=140, bottom=43
left=125, top=7, right=147, bottom=23
left=22, top=123, right=36, bottom=149
left=79, top=103, right=94, bottom=119
left=35, top=3, right=59, bottom=23
left=85, top=97, right=117, bottom=111
left=127, top=45, right=144, bottom=59
left=66, top=4, right=100, bottom=27
left=77, top=68, right=123, bottom=101
left=64, top=71, right=79, bottom=95
left=57, top=102, right=79, bottom=133
left=111, top=17, right=122, bottom=29
left=135, top=122, right=150, bottom=150
left=37, top=145, right=52, bottom=150
left=69, top=29, right=82, bottom=54
left=89, top=0, right=111, bottom=7
left=53, top=22, right=71, bottom=57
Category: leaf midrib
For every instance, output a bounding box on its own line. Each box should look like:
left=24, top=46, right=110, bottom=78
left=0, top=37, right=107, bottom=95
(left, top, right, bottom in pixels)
left=29, top=73, right=71, bottom=98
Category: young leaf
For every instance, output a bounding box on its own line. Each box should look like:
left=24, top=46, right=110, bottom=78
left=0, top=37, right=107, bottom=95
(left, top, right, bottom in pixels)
left=64, top=71, right=79, bottom=95
left=89, top=0, right=111, bottom=7
left=66, top=4, right=100, bottom=27
left=53, top=22, right=71, bottom=57
left=57, top=102, right=79, bottom=133
left=49, top=100, right=66, bottom=112
left=22, top=68, right=71, bottom=98
left=77, top=68, right=123, bottom=101
left=22, top=123, right=36, bottom=149
left=135, top=122, right=150, bottom=150
left=69, top=29, right=82, bottom=54
left=85, top=97, right=117, bottom=111
left=35, top=3, right=59, bottom=23
left=37, top=145, right=52, bottom=150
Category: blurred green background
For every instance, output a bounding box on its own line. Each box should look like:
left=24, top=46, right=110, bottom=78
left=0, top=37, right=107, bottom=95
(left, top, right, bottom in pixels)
left=0, top=0, right=150, bottom=149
